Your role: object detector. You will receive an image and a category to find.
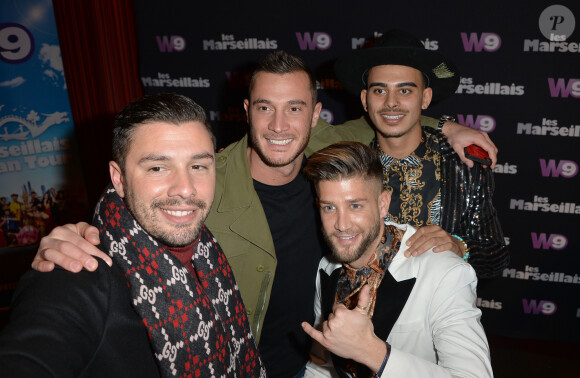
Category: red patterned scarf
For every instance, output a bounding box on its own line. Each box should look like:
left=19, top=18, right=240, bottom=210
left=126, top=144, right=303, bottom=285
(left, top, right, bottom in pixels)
left=93, top=185, right=265, bottom=377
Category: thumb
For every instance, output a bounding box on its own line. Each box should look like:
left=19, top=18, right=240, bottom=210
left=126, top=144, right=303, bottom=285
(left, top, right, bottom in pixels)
left=77, top=222, right=101, bottom=245
left=356, top=284, right=372, bottom=314
left=85, top=226, right=101, bottom=245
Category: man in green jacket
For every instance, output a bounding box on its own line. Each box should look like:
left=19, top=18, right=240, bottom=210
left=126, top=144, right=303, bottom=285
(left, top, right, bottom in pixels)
left=32, top=51, right=496, bottom=377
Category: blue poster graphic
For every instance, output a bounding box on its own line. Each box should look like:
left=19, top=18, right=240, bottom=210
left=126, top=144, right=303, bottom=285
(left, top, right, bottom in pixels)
left=0, top=0, right=88, bottom=248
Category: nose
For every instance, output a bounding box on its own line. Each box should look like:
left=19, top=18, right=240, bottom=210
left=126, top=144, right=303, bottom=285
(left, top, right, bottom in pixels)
left=385, top=90, right=399, bottom=109
left=268, top=110, right=288, bottom=133
left=334, top=208, right=351, bottom=232
left=167, top=169, right=196, bottom=199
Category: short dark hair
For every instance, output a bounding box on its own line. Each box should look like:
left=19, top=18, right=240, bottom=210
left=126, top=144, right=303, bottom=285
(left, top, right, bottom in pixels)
left=112, top=93, right=215, bottom=172
left=303, top=142, right=383, bottom=188
left=248, top=50, right=318, bottom=104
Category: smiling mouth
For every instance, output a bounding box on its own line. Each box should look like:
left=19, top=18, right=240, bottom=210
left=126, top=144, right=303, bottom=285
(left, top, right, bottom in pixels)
left=267, top=138, right=293, bottom=145
left=337, top=234, right=357, bottom=240
left=161, top=209, right=194, bottom=217
left=381, top=114, right=404, bottom=120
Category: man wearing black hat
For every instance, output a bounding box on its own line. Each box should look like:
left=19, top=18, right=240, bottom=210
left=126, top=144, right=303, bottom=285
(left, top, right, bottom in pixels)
left=299, top=29, right=503, bottom=377
left=331, top=29, right=507, bottom=279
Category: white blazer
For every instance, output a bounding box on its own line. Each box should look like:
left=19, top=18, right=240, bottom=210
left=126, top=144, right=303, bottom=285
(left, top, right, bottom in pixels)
left=305, top=223, right=493, bottom=378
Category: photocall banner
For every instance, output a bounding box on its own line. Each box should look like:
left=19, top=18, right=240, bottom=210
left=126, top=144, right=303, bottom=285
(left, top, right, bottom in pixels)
left=133, top=0, right=579, bottom=342
left=0, top=0, right=88, bottom=250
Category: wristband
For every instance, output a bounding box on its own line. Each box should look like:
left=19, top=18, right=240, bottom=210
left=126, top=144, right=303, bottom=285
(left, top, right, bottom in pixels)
left=375, top=342, right=391, bottom=377
left=452, top=234, right=470, bottom=261
left=438, top=115, right=455, bottom=134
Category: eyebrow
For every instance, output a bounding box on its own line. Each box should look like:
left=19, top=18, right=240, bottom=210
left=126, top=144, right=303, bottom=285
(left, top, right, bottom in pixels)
left=138, top=152, right=215, bottom=164
left=252, top=98, right=271, bottom=105
left=318, top=198, right=368, bottom=205
left=368, top=81, right=418, bottom=88
left=252, top=98, right=308, bottom=106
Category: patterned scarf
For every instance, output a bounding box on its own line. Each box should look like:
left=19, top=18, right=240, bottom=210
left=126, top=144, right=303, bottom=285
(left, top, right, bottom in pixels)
left=93, top=185, right=266, bottom=377
left=334, top=225, right=404, bottom=377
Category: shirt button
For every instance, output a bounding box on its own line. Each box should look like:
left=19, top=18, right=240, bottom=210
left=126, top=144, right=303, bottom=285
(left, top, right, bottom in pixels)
left=256, top=265, right=265, bottom=272
left=246, top=308, right=253, bottom=315
left=217, top=156, right=227, bottom=163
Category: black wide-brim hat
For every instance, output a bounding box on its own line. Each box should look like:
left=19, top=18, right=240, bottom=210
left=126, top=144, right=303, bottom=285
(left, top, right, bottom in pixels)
left=335, top=29, right=460, bottom=102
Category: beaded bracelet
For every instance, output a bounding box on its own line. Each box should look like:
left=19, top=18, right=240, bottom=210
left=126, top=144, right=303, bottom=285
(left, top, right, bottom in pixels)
left=452, top=234, right=470, bottom=261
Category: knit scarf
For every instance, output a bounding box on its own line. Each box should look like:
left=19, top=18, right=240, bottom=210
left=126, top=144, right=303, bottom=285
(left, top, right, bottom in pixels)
left=93, top=185, right=266, bottom=377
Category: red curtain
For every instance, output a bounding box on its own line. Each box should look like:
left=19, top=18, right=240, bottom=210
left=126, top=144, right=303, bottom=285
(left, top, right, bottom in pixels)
left=52, top=0, right=143, bottom=209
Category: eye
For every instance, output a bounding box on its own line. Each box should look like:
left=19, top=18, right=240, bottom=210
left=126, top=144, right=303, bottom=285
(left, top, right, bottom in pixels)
left=289, top=106, right=302, bottom=112
left=351, top=203, right=361, bottom=209
left=148, top=166, right=164, bottom=172
left=373, top=88, right=386, bottom=95
left=257, top=105, right=271, bottom=111
left=191, top=164, right=206, bottom=170
left=400, top=88, right=411, bottom=94
left=322, top=205, right=335, bottom=212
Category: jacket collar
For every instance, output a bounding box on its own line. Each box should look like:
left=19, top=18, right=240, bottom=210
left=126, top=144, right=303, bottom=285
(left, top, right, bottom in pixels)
left=212, top=135, right=276, bottom=256
left=215, top=135, right=256, bottom=211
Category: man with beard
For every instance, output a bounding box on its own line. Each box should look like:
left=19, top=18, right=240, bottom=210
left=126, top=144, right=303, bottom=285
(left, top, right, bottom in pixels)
left=30, top=51, right=497, bottom=377
left=0, top=93, right=264, bottom=377
left=301, top=142, right=492, bottom=377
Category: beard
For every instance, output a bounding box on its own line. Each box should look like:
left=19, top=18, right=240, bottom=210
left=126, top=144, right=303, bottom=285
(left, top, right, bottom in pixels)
left=323, top=217, right=383, bottom=265
left=124, top=188, right=209, bottom=248
left=248, top=120, right=311, bottom=168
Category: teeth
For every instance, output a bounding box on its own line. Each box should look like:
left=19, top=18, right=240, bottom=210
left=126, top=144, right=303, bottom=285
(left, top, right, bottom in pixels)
left=268, top=139, right=292, bottom=145
left=338, top=235, right=356, bottom=240
left=382, top=114, right=404, bottom=120
left=162, top=209, right=193, bottom=217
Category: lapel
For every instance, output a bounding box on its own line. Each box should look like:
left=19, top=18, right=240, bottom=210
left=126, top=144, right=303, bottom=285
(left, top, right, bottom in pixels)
left=320, top=269, right=358, bottom=378
left=372, top=271, right=416, bottom=341
left=371, top=224, right=418, bottom=340
left=320, top=268, right=341, bottom=319
left=213, top=135, right=276, bottom=258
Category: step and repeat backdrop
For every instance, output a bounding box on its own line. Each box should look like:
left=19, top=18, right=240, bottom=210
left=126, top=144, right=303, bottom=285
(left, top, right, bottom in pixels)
left=0, top=1, right=89, bottom=250
left=132, top=1, right=578, bottom=342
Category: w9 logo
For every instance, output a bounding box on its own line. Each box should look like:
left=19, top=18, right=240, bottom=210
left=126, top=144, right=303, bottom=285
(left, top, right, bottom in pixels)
left=0, top=23, right=34, bottom=64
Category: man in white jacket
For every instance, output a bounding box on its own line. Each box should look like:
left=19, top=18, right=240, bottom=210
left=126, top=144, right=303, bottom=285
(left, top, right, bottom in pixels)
left=301, top=141, right=492, bottom=378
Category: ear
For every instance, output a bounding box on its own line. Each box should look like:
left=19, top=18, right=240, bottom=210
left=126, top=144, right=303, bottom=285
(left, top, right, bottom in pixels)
left=421, top=87, right=433, bottom=110
left=243, top=99, right=250, bottom=123
left=360, top=89, right=368, bottom=111
left=311, top=101, right=323, bottom=128
left=378, top=190, right=391, bottom=219
left=109, top=161, right=126, bottom=198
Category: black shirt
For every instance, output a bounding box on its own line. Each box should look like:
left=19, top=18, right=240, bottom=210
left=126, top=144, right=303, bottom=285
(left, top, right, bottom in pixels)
left=253, top=165, right=326, bottom=377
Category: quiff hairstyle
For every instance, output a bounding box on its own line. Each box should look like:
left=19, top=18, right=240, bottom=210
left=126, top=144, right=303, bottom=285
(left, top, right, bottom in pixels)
left=112, top=93, right=215, bottom=172
left=248, top=50, right=318, bottom=104
left=303, top=141, right=383, bottom=191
